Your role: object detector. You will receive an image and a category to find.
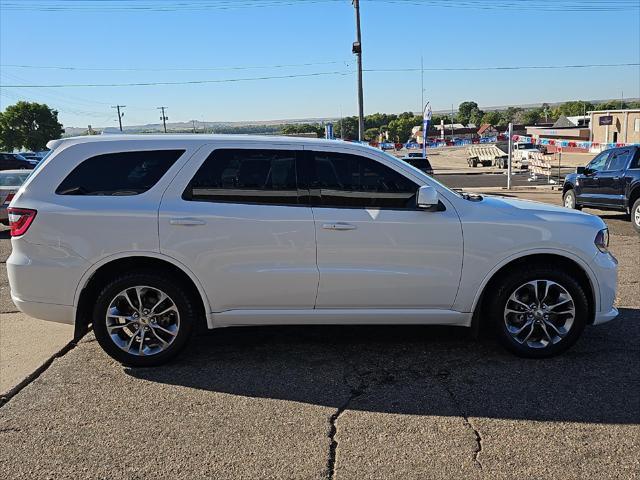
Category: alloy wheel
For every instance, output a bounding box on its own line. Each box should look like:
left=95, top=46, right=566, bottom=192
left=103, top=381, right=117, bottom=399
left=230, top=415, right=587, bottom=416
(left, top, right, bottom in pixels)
left=634, top=204, right=640, bottom=227
left=564, top=193, right=574, bottom=209
left=105, top=285, right=180, bottom=356
left=503, top=280, right=575, bottom=349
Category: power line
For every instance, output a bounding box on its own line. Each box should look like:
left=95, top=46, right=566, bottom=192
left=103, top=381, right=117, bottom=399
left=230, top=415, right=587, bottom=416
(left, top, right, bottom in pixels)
left=1, top=63, right=636, bottom=88
left=0, top=70, right=351, bottom=88
left=1, top=0, right=636, bottom=12
left=0, top=60, right=347, bottom=72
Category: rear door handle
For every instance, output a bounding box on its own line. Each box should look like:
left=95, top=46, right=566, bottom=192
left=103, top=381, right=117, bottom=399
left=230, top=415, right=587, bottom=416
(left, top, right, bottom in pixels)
left=169, top=217, right=206, bottom=226
left=322, top=222, right=357, bottom=231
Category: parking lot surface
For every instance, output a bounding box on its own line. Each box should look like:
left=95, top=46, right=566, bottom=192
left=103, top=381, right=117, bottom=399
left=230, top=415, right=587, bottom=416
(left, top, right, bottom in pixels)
left=0, top=189, right=638, bottom=479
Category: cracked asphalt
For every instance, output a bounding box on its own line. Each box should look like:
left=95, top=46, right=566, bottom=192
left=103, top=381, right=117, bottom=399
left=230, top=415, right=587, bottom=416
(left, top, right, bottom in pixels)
left=0, top=190, right=638, bottom=479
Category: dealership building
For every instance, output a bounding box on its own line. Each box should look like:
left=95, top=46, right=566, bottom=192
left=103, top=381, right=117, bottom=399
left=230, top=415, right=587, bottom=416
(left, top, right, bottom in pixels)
left=589, top=109, right=640, bottom=145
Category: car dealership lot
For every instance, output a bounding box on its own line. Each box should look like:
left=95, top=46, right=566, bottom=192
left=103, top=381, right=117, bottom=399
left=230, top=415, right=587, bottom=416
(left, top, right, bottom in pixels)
left=0, top=189, right=638, bottom=479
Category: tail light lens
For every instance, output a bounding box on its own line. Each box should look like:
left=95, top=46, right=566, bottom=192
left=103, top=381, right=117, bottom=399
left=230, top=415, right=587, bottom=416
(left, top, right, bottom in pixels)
left=7, top=208, right=37, bottom=237
left=3, top=193, right=15, bottom=206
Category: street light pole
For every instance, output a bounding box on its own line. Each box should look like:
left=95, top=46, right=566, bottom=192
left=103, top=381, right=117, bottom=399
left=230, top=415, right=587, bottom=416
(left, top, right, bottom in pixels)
left=353, top=0, right=364, bottom=142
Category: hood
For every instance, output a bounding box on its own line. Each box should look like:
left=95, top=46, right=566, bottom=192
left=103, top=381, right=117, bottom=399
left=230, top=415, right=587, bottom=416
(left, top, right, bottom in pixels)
left=480, top=194, right=605, bottom=228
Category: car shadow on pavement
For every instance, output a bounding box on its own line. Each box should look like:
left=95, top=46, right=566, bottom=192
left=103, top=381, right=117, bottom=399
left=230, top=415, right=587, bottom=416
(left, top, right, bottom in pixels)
left=126, top=307, right=639, bottom=425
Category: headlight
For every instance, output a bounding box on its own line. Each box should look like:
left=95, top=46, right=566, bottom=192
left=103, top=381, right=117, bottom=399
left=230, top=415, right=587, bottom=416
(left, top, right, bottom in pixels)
left=594, top=228, right=609, bottom=253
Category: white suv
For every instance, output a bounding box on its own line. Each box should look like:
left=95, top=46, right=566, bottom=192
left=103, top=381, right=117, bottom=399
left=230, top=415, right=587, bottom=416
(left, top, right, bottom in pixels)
left=7, top=135, right=618, bottom=366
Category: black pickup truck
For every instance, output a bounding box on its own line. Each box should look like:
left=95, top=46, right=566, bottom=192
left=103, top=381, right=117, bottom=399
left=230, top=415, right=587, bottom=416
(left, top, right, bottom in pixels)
left=562, top=145, right=640, bottom=232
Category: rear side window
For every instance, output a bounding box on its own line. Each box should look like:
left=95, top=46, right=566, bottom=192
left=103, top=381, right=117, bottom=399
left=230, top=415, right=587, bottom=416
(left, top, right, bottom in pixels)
left=183, top=149, right=299, bottom=205
left=56, top=150, right=184, bottom=196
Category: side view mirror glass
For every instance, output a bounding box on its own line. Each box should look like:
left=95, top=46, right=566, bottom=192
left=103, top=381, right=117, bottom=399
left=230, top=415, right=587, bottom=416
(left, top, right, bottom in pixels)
left=417, top=185, right=439, bottom=209
left=576, top=166, right=585, bottom=174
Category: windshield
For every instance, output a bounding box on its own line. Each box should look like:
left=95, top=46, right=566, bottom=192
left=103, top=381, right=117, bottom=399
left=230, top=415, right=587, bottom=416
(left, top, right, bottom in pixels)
left=0, top=172, right=30, bottom=186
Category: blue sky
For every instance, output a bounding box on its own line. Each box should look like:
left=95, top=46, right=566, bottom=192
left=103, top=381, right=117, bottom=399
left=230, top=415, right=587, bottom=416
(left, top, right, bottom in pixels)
left=1, top=0, right=639, bottom=128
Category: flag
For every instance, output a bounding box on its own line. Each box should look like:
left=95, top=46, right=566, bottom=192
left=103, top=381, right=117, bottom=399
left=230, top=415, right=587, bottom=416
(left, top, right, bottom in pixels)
left=422, top=102, right=431, bottom=158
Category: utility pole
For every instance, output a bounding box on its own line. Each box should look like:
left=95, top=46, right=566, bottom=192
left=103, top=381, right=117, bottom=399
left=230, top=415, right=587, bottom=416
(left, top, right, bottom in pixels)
left=450, top=104, right=455, bottom=138
left=352, top=0, right=364, bottom=142
left=507, top=122, right=513, bottom=190
left=420, top=55, right=424, bottom=113
left=111, top=105, right=126, bottom=132
left=157, top=106, right=168, bottom=133
left=192, top=120, right=197, bottom=133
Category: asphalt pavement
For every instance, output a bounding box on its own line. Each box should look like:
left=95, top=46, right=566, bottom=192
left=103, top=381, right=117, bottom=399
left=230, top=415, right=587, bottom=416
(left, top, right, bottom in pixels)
left=0, top=187, right=638, bottom=479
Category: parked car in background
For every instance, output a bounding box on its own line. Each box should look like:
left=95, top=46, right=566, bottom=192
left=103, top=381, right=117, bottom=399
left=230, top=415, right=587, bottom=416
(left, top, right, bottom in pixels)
left=19, top=152, right=43, bottom=166
left=0, top=170, right=31, bottom=224
left=0, top=153, right=35, bottom=171
left=563, top=145, right=640, bottom=232
left=400, top=153, right=434, bottom=175
left=8, top=135, right=617, bottom=366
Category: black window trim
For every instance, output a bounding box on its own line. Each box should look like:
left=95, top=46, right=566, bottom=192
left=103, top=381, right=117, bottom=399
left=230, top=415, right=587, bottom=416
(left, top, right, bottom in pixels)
left=302, top=149, right=431, bottom=212
left=182, top=147, right=309, bottom=207
left=55, top=149, right=185, bottom=196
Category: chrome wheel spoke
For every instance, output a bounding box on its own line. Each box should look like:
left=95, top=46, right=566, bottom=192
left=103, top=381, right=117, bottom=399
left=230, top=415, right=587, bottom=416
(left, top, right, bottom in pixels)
left=151, top=324, right=178, bottom=337
left=504, top=279, right=575, bottom=349
left=105, top=285, right=180, bottom=357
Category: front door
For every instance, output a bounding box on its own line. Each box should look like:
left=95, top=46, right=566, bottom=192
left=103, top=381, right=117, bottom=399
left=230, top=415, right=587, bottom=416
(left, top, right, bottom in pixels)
left=305, top=146, right=463, bottom=310
left=596, top=148, right=631, bottom=208
left=577, top=150, right=611, bottom=207
left=159, top=144, right=318, bottom=312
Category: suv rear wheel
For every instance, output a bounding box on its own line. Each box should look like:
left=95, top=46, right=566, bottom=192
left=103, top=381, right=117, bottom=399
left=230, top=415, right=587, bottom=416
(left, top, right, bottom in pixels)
left=489, top=266, right=588, bottom=358
left=93, top=271, right=196, bottom=366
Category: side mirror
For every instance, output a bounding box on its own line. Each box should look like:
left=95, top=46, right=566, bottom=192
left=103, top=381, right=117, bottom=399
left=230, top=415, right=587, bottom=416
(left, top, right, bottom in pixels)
left=576, top=166, right=585, bottom=174
left=417, top=185, right=439, bottom=209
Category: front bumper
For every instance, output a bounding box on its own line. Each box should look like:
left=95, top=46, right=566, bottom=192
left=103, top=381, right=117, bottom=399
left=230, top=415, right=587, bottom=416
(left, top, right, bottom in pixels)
left=593, top=306, right=619, bottom=325
left=591, top=251, right=619, bottom=325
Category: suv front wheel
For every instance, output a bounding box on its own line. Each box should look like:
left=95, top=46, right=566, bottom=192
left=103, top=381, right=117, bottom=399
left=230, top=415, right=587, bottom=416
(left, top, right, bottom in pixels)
left=490, top=266, right=588, bottom=358
left=632, top=198, right=640, bottom=233
left=93, top=271, right=196, bottom=366
left=563, top=189, right=581, bottom=210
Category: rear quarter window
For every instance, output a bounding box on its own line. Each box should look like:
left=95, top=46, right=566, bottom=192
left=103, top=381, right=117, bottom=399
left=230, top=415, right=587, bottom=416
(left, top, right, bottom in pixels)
left=56, top=150, right=184, bottom=196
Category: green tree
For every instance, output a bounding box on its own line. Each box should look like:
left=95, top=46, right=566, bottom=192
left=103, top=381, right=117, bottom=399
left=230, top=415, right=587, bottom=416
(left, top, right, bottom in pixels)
left=387, top=115, right=419, bottom=143
left=499, top=107, right=523, bottom=126
left=457, top=101, right=483, bottom=126
left=364, top=127, right=380, bottom=141
left=0, top=101, right=64, bottom=151
left=516, top=108, right=542, bottom=125
left=280, top=123, right=324, bottom=137
left=553, top=101, right=594, bottom=118
left=481, top=111, right=501, bottom=125
left=334, top=116, right=358, bottom=139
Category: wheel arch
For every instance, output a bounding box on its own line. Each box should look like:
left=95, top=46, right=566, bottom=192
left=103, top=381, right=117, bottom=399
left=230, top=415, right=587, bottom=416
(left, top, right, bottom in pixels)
left=74, top=252, right=212, bottom=338
left=628, top=183, right=640, bottom=210
left=470, top=251, right=597, bottom=335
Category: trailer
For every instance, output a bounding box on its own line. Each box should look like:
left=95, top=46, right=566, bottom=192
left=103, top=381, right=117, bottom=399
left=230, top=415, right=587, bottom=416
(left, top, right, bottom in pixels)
left=466, top=145, right=508, bottom=168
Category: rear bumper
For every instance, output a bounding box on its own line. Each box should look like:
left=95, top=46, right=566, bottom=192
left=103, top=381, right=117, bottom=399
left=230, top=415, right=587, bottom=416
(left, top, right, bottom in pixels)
left=11, top=293, right=75, bottom=325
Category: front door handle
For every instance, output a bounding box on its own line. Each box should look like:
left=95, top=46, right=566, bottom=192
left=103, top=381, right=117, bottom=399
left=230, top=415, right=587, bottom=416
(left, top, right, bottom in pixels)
left=322, top=222, right=357, bottom=231
left=169, top=217, right=206, bottom=226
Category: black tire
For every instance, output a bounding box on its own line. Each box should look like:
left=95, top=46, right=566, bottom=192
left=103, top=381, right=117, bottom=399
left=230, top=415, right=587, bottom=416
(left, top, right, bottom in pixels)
left=563, top=189, right=581, bottom=210
left=93, top=270, right=196, bottom=367
left=489, top=266, right=588, bottom=358
left=632, top=198, right=640, bottom=233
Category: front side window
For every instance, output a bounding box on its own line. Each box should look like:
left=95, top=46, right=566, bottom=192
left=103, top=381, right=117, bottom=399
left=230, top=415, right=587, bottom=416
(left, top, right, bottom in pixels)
left=605, top=149, right=630, bottom=171
left=184, top=149, right=299, bottom=205
left=310, top=151, right=418, bottom=209
left=587, top=151, right=610, bottom=172
left=56, top=150, right=184, bottom=196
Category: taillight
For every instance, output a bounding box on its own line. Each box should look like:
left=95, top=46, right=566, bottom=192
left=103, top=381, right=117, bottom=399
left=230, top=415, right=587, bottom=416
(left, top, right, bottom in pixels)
left=7, top=208, right=37, bottom=237
left=3, top=193, right=15, bottom=206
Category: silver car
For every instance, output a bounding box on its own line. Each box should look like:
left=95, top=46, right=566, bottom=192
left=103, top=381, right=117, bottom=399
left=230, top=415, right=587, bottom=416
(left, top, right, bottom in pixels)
left=0, top=170, right=31, bottom=224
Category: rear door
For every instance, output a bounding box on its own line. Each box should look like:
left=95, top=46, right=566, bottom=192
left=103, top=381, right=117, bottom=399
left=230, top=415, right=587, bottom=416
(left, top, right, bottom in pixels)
left=305, top=145, right=463, bottom=310
left=159, top=143, right=318, bottom=313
